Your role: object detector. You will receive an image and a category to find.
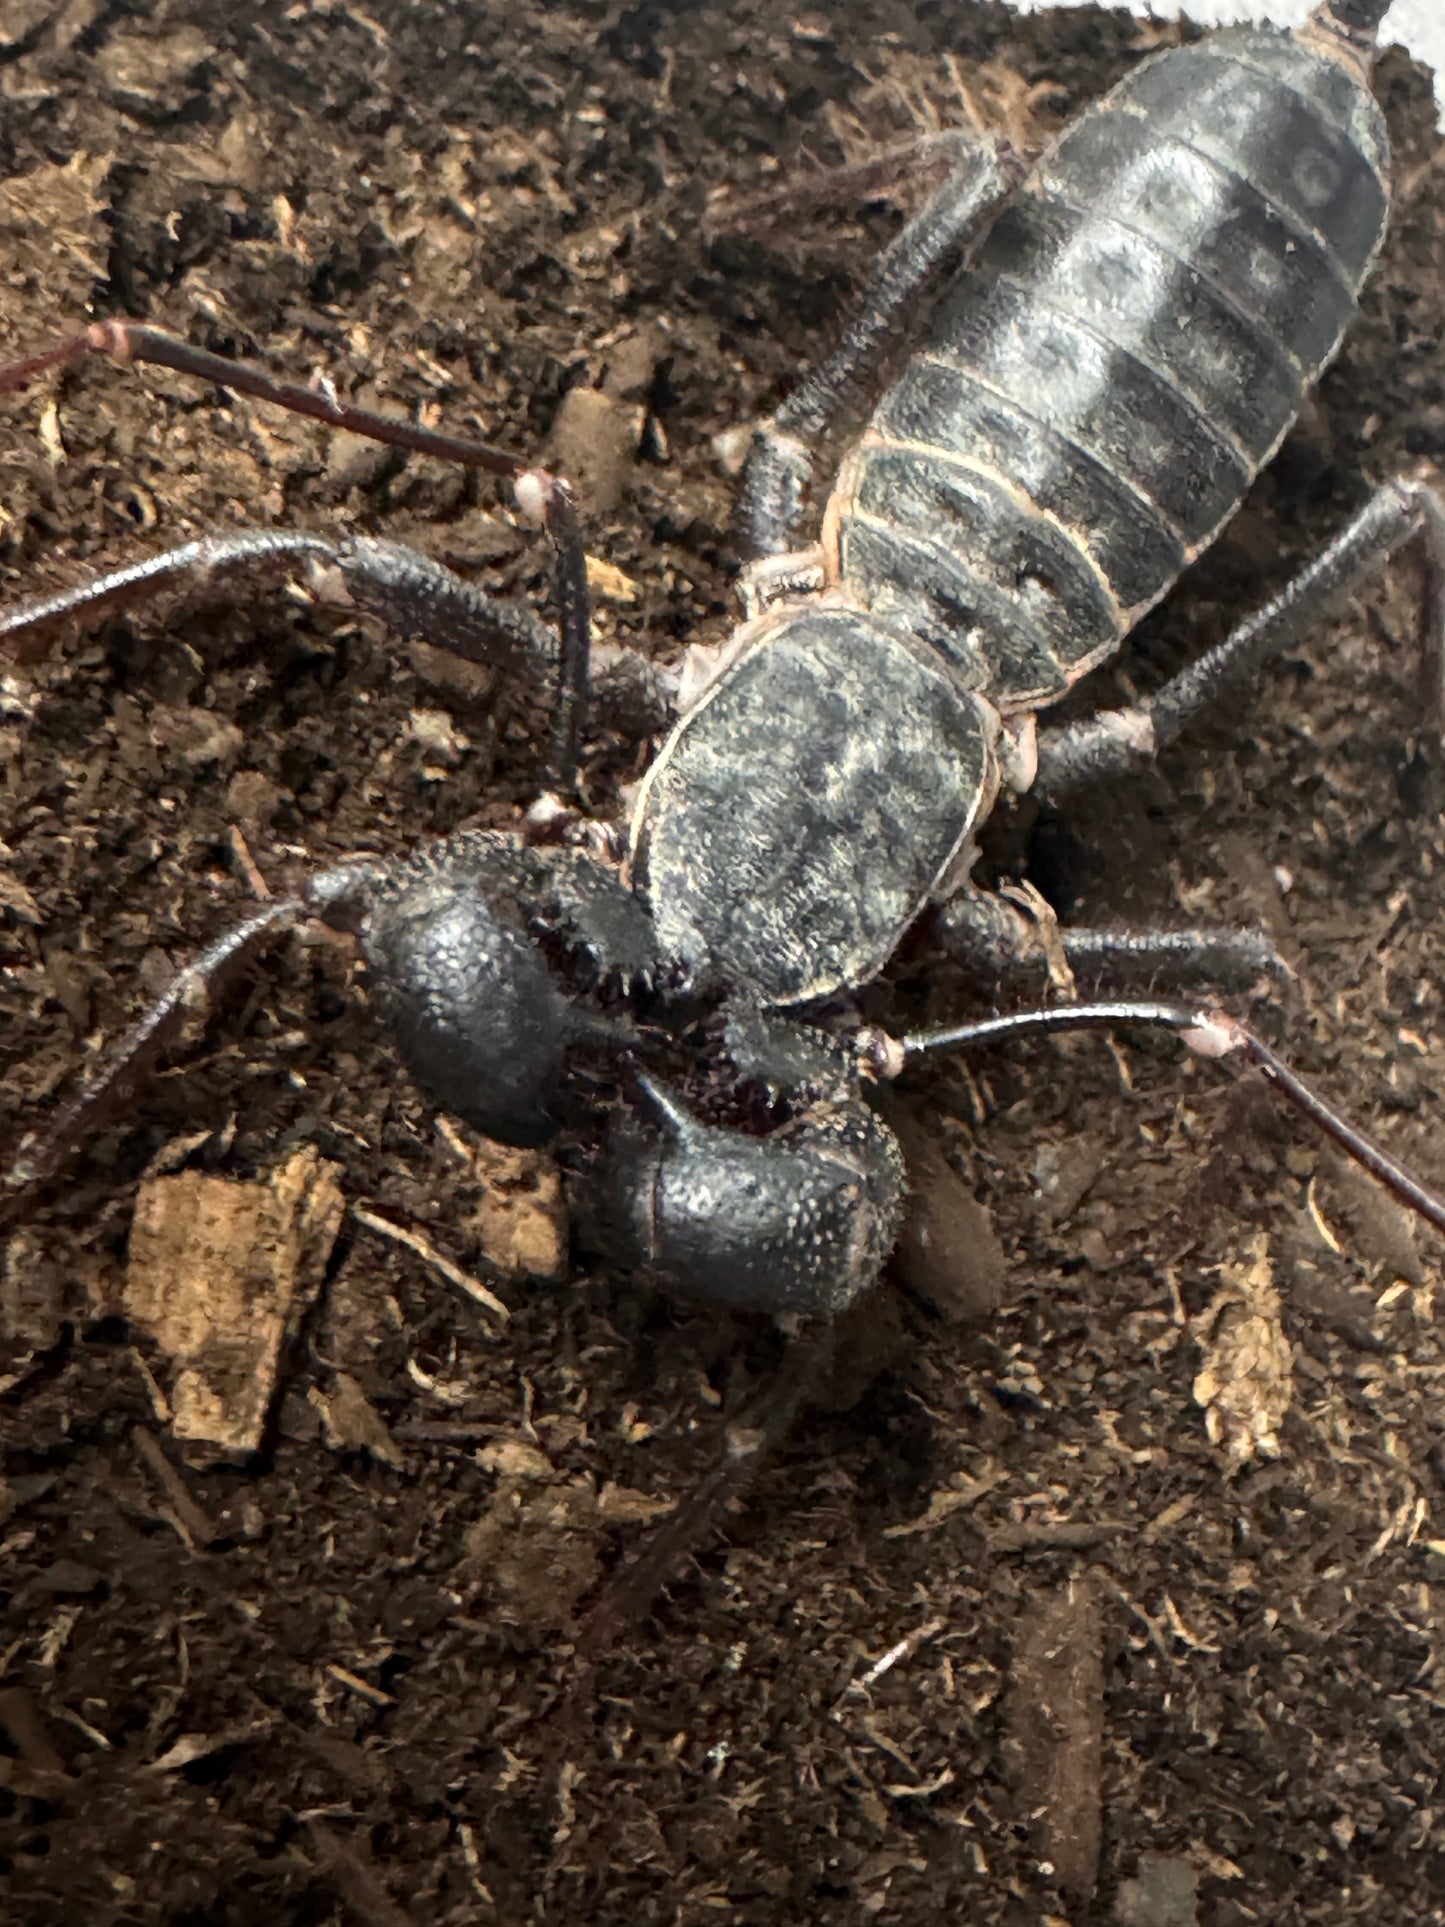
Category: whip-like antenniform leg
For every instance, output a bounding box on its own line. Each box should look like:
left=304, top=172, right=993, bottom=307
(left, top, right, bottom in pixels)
left=0, top=325, right=609, bottom=795
left=0, top=320, right=522, bottom=471
left=898, top=998, right=1445, bottom=1240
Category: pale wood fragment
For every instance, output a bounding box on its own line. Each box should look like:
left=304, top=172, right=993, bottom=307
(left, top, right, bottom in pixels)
left=124, top=1146, right=343, bottom=1457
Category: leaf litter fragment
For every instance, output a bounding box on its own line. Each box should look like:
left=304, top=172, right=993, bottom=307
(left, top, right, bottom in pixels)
left=1191, top=1236, right=1292, bottom=1471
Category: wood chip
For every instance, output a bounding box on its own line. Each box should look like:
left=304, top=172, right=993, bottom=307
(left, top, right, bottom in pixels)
left=548, top=332, right=657, bottom=516
left=324, top=1664, right=396, bottom=1708
left=464, top=1473, right=608, bottom=1631
left=0, top=870, right=42, bottom=925
left=2, top=1227, right=65, bottom=1351
left=1318, top=1146, right=1425, bottom=1287
left=882, top=1467, right=1006, bottom=1538
left=585, top=553, right=641, bottom=604
left=124, top=1147, right=344, bottom=1458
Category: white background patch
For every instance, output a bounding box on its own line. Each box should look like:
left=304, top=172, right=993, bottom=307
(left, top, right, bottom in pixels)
left=1012, top=0, right=1443, bottom=113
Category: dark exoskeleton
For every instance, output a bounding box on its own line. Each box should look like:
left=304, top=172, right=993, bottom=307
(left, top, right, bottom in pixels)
left=4, top=0, right=1445, bottom=1328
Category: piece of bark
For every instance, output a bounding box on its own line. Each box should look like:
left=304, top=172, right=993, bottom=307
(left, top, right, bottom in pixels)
left=124, top=1147, right=343, bottom=1458
left=547, top=327, right=658, bottom=514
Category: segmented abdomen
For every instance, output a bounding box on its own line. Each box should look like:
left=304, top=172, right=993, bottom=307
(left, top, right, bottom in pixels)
left=832, top=27, right=1391, bottom=708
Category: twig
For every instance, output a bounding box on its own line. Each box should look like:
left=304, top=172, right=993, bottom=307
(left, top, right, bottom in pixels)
left=351, top=1204, right=509, bottom=1323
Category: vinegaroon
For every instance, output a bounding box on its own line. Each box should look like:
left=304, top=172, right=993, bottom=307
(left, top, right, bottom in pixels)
left=2, top=0, right=1444, bottom=1380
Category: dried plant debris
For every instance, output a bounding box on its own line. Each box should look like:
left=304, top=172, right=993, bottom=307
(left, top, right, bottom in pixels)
left=1191, top=1237, right=1294, bottom=1471
left=123, top=1146, right=343, bottom=1457
left=452, top=1134, right=568, bottom=1283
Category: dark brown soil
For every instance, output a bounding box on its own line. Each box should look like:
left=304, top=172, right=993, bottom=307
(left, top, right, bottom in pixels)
left=2, top=4, right=1445, bottom=1923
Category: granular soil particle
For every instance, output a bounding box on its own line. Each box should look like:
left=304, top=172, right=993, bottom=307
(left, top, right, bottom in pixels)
left=1, top=3, right=1444, bottom=1923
